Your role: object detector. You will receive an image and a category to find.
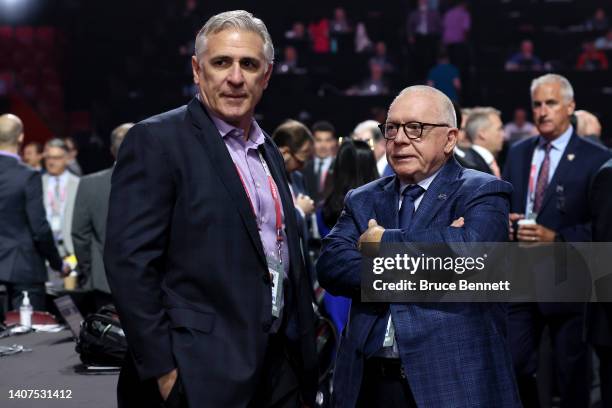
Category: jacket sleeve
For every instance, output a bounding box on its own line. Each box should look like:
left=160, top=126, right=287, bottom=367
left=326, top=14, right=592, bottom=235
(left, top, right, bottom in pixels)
left=382, top=179, right=511, bottom=244
left=316, top=189, right=363, bottom=298
left=103, top=123, right=176, bottom=381
left=71, top=180, right=93, bottom=283
left=25, top=171, right=63, bottom=271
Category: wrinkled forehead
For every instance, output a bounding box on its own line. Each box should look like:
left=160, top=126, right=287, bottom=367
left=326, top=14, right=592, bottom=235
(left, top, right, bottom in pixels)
left=204, top=29, right=266, bottom=59
left=387, top=92, right=441, bottom=122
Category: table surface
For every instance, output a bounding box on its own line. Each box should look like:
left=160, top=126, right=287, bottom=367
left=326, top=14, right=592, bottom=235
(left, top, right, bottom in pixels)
left=0, top=330, right=118, bottom=408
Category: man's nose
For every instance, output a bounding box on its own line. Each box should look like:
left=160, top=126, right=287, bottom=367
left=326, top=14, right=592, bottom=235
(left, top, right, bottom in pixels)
left=227, top=63, right=245, bottom=85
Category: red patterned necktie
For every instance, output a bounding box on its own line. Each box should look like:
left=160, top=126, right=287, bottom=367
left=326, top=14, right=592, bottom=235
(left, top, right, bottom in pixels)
left=533, top=143, right=552, bottom=213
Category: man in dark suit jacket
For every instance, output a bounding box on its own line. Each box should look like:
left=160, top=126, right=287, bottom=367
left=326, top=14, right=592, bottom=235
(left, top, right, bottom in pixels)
left=317, top=86, right=520, bottom=407
left=588, top=157, right=612, bottom=408
left=302, top=120, right=337, bottom=203
left=503, top=74, right=612, bottom=407
left=104, top=11, right=317, bottom=408
left=72, top=123, right=132, bottom=308
left=0, top=114, right=65, bottom=314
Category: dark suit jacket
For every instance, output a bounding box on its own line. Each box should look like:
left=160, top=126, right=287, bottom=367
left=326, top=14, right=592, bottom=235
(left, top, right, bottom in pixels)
left=317, top=158, right=520, bottom=407
left=455, top=146, right=492, bottom=175
left=104, top=98, right=317, bottom=407
left=502, top=132, right=611, bottom=242
left=301, top=159, right=319, bottom=201
left=72, top=167, right=112, bottom=294
left=0, top=155, right=62, bottom=283
left=587, top=157, right=612, bottom=347
left=503, top=132, right=611, bottom=316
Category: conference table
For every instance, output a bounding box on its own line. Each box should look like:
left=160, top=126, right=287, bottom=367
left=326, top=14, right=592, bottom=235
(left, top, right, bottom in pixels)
left=0, top=329, right=118, bottom=408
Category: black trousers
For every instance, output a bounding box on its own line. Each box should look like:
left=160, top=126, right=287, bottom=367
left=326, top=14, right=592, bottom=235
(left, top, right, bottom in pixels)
left=356, top=358, right=418, bottom=408
left=509, top=303, right=591, bottom=408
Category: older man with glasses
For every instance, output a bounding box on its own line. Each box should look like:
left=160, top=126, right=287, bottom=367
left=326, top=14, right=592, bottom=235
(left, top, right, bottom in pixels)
left=317, top=85, right=520, bottom=407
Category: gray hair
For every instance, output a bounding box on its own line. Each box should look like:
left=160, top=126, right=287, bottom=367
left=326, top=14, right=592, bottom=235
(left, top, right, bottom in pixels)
left=530, top=74, right=574, bottom=103
left=391, top=85, right=457, bottom=127
left=0, top=113, right=23, bottom=146
left=45, top=138, right=69, bottom=153
left=464, top=107, right=501, bottom=142
left=352, top=120, right=383, bottom=142
left=110, top=123, right=134, bottom=157
left=194, top=10, right=274, bottom=65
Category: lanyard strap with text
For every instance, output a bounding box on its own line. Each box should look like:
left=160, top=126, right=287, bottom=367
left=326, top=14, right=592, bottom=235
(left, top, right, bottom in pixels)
left=233, top=150, right=284, bottom=263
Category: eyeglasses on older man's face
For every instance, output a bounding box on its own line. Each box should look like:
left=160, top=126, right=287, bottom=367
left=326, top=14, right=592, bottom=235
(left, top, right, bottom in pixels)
left=378, top=121, right=450, bottom=140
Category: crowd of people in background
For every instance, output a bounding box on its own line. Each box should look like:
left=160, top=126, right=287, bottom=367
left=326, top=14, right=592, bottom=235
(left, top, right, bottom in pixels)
left=1, top=3, right=612, bottom=408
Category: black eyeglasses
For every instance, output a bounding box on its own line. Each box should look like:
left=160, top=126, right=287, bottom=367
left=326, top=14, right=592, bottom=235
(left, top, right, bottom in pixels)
left=378, top=121, right=450, bottom=140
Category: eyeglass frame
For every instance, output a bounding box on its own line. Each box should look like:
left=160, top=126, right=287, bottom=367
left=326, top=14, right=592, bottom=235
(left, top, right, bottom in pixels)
left=377, top=121, right=451, bottom=140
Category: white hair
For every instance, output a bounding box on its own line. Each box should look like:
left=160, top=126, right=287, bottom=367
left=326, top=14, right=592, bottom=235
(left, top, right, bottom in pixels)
left=352, top=120, right=383, bottom=142
left=391, top=85, right=457, bottom=127
left=530, top=73, right=574, bottom=103
left=194, top=10, right=274, bottom=65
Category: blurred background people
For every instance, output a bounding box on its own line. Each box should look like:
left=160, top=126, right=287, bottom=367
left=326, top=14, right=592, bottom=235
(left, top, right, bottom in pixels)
left=316, top=139, right=378, bottom=336
left=0, top=114, right=66, bottom=314
left=427, top=47, right=461, bottom=102
left=352, top=119, right=390, bottom=176
left=42, top=138, right=80, bottom=258
left=302, top=120, right=338, bottom=203
left=63, top=136, right=82, bottom=176
left=504, top=107, right=538, bottom=143
left=71, top=123, right=132, bottom=309
left=22, top=141, right=44, bottom=171
left=505, top=39, right=543, bottom=71
left=464, top=107, right=504, bottom=177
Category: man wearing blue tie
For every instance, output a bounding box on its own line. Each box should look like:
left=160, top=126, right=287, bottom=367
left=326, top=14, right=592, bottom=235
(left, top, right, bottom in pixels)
left=317, top=85, right=520, bottom=407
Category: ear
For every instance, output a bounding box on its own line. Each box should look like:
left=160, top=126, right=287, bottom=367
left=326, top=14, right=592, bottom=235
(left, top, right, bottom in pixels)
left=18, top=133, right=24, bottom=145
left=567, top=99, right=576, bottom=116
left=191, top=55, right=201, bottom=85
left=278, top=145, right=291, bottom=161
left=263, top=63, right=273, bottom=90
left=444, top=128, right=458, bottom=155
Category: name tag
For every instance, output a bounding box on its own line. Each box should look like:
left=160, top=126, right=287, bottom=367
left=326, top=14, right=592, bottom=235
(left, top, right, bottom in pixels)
left=268, top=257, right=284, bottom=318
left=50, top=215, right=62, bottom=232
left=383, top=315, right=395, bottom=347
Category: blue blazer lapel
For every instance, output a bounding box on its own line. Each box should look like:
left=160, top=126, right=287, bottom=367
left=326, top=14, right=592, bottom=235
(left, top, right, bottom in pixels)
left=537, top=132, right=579, bottom=215
left=186, top=98, right=267, bottom=268
left=412, top=158, right=463, bottom=228
left=374, top=177, right=400, bottom=229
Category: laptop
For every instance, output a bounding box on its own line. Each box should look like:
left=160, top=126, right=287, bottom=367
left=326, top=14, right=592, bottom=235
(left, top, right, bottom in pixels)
left=53, top=295, right=84, bottom=339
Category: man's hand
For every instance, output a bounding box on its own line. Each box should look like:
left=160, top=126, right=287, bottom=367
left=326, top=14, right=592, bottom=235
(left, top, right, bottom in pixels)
left=517, top=223, right=556, bottom=242
left=295, top=193, right=315, bottom=216
left=508, top=213, right=524, bottom=241
left=450, top=217, right=464, bottom=227
left=157, top=368, right=178, bottom=401
left=60, top=262, right=72, bottom=277
left=358, top=219, right=385, bottom=255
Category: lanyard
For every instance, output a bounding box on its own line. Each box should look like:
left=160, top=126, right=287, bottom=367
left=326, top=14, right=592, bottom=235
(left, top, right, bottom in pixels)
left=233, top=150, right=284, bottom=263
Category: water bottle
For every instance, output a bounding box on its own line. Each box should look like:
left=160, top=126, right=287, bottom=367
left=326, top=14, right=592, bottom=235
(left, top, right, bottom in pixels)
left=19, top=291, right=33, bottom=328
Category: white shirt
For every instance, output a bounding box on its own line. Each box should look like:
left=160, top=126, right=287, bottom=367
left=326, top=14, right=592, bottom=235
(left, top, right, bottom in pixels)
left=398, top=167, right=441, bottom=211
left=471, top=144, right=495, bottom=166
left=377, top=155, right=389, bottom=176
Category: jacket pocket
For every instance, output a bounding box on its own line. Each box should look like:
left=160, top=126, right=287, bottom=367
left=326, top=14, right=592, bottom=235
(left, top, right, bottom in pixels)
left=167, top=308, right=215, bottom=334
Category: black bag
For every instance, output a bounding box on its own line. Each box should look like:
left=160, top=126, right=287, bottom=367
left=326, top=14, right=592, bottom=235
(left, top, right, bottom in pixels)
left=76, top=305, right=127, bottom=366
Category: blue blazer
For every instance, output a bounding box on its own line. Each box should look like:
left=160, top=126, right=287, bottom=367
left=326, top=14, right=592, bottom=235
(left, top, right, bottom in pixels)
left=317, top=158, right=521, bottom=408
left=502, top=132, right=611, bottom=242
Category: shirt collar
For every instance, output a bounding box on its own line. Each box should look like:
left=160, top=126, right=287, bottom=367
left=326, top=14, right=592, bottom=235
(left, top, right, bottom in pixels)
left=0, top=150, right=21, bottom=161
left=539, top=125, right=573, bottom=151
left=399, top=166, right=442, bottom=194
left=206, top=107, right=265, bottom=147
left=471, top=144, right=495, bottom=165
